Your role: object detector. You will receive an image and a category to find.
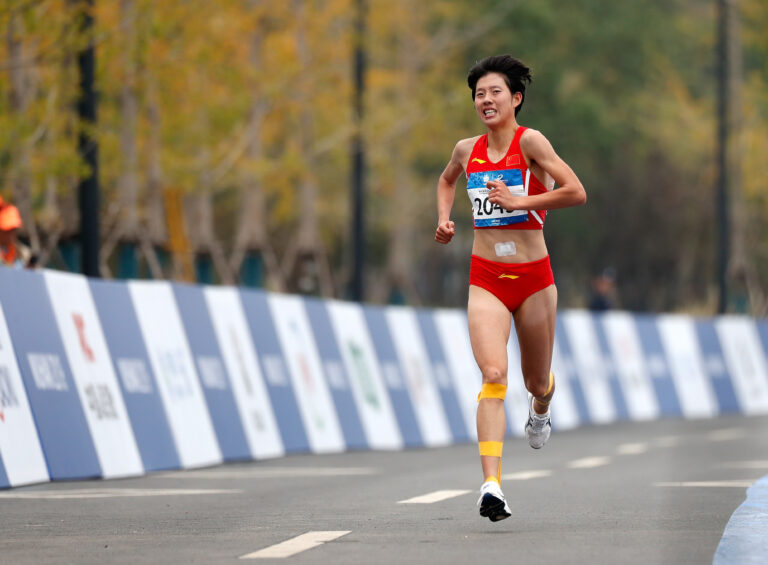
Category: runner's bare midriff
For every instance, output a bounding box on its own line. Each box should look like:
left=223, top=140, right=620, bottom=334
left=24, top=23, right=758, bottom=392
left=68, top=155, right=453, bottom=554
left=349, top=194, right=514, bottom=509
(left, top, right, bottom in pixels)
left=472, top=228, right=548, bottom=264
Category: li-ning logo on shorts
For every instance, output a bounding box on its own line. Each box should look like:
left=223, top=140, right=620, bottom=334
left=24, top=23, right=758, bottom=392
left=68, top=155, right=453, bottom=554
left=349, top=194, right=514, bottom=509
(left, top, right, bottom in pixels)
left=498, top=274, right=519, bottom=280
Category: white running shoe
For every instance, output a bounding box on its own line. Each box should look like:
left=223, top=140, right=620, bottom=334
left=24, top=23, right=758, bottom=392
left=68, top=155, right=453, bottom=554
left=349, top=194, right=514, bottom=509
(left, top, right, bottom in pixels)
left=477, top=480, right=511, bottom=522
left=525, top=393, right=551, bottom=449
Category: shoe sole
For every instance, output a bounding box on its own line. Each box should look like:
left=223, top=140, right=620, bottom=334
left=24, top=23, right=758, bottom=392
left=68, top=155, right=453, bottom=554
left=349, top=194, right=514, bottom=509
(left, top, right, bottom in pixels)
left=478, top=493, right=511, bottom=522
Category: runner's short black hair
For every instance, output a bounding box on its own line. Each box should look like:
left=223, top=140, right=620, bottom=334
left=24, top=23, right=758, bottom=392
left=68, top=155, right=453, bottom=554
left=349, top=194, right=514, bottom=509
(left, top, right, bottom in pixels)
left=467, top=55, right=532, bottom=116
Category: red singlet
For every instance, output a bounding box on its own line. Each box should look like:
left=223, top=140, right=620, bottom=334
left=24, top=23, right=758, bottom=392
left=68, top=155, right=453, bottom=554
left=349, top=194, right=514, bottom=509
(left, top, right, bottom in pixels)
left=466, top=126, right=550, bottom=230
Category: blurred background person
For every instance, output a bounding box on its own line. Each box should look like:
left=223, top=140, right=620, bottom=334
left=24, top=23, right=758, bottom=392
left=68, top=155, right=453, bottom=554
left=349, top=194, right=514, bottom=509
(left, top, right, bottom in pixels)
left=0, top=197, right=34, bottom=269
left=588, top=267, right=617, bottom=311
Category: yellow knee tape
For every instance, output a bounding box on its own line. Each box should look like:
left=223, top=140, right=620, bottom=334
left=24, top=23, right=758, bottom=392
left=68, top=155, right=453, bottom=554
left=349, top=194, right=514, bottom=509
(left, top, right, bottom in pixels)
left=544, top=372, right=555, bottom=396
left=478, top=441, right=503, bottom=457
left=536, top=372, right=555, bottom=406
left=477, top=383, right=507, bottom=402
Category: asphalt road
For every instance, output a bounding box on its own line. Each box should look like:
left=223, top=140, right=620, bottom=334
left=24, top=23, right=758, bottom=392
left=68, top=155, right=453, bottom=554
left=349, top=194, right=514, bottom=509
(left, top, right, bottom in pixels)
left=2, top=414, right=767, bottom=565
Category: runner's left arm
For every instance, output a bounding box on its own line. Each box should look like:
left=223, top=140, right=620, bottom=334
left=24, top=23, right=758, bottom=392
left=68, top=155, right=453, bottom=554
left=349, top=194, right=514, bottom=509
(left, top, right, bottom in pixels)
left=487, top=129, right=586, bottom=211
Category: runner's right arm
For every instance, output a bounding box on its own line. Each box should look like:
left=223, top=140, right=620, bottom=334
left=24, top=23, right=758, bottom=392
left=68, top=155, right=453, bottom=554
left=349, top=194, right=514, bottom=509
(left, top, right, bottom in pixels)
left=435, top=139, right=473, bottom=244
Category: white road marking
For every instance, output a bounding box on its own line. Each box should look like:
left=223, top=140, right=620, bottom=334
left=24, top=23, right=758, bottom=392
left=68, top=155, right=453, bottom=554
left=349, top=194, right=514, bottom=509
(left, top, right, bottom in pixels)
left=616, top=442, right=648, bottom=455
left=159, top=467, right=377, bottom=480
left=0, top=488, right=241, bottom=500
left=720, top=460, right=768, bottom=469
left=240, top=531, right=351, bottom=559
left=398, top=490, right=471, bottom=504
left=708, top=428, right=746, bottom=442
left=654, top=480, right=756, bottom=488
left=655, top=435, right=682, bottom=448
left=568, top=456, right=611, bottom=469
left=501, top=470, right=553, bottom=481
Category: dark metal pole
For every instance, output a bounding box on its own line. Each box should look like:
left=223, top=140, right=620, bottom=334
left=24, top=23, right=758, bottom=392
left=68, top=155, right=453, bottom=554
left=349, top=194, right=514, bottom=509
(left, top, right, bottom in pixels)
left=350, top=0, right=366, bottom=301
left=716, top=0, right=729, bottom=313
left=76, top=0, right=100, bottom=277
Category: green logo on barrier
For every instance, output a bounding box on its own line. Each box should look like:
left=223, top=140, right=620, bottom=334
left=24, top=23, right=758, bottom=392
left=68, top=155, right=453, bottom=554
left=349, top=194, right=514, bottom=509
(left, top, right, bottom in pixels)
left=347, top=340, right=380, bottom=410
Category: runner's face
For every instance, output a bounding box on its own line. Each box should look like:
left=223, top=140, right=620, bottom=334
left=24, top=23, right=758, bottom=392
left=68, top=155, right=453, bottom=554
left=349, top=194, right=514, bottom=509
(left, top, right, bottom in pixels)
left=473, top=73, right=519, bottom=126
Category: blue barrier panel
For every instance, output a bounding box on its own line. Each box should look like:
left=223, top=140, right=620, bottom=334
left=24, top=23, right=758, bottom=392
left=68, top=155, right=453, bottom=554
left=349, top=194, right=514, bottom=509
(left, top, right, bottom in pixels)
left=416, top=310, right=469, bottom=443
left=758, top=320, right=768, bottom=352
left=634, top=314, right=682, bottom=418
left=173, top=283, right=251, bottom=461
left=0, top=454, right=9, bottom=488
left=239, top=288, right=310, bottom=453
left=89, top=278, right=180, bottom=471
left=303, top=297, right=367, bottom=450
left=554, top=318, right=590, bottom=424
left=0, top=268, right=100, bottom=479
left=363, top=306, right=423, bottom=448
left=592, top=312, right=629, bottom=420
left=696, top=319, right=740, bottom=414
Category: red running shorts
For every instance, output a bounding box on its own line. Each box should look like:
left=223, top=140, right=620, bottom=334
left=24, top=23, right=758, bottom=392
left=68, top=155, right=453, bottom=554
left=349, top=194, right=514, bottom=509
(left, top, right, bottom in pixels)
left=469, top=254, right=555, bottom=312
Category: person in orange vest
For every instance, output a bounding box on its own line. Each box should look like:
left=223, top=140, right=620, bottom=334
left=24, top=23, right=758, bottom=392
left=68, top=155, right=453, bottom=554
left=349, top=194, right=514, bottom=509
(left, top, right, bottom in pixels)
left=0, top=198, right=33, bottom=269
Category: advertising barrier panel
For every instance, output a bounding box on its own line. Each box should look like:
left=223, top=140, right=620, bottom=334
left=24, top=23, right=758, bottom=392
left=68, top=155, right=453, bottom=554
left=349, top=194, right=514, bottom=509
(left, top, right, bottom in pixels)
left=385, top=307, right=452, bottom=447
left=327, top=300, right=402, bottom=450
left=45, top=270, right=143, bottom=478
left=0, top=301, right=48, bottom=487
left=303, top=297, right=367, bottom=450
left=90, top=278, right=180, bottom=471
left=0, top=268, right=100, bottom=479
left=601, top=312, right=660, bottom=421
left=695, top=319, right=740, bottom=414
left=129, top=281, right=222, bottom=468
left=416, top=310, right=470, bottom=443
left=173, top=283, right=251, bottom=461
left=432, top=310, right=480, bottom=441
left=553, top=318, right=590, bottom=426
left=657, top=314, right=718, bottom=419
left=205, top=287, right=284, bottom=460
left=561, top=310, right=617, bottom=424
left=633, top=314, right=682, bottom=417
left=362, top=306, right=422, bottom=447
left=239, top=289, right=309, bottom=453
left=715, top=316, right=768, bottom=415
left=269, top=294, right=345, bottom=454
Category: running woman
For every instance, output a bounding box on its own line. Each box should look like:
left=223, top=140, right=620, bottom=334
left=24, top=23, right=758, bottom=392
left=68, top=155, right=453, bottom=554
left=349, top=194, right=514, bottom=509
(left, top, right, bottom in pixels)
left=434, top=55, right=586, bottom=522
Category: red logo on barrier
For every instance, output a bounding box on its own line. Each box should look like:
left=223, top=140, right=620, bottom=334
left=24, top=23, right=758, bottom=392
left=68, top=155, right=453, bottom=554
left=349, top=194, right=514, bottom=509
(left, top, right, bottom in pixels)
left=72, top=313, right=95, bottom=363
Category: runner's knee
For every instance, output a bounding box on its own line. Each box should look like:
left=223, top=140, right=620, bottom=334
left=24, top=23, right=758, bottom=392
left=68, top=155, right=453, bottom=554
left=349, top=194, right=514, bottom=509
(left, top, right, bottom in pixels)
left=525, top=372, right=554, bottom=399
left=480, top=365, right=506, bottom=386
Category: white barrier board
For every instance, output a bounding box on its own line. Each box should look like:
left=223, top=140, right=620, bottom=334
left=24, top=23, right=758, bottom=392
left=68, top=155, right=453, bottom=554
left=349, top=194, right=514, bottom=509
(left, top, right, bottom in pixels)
left=205, top=288, right=284, bottom=459
left=268, top=294, right=344, bottom=454
left=129, top=281, right=222, bottom=468
left=432, top=310, right=479, bottom=441
left=505, top=335, right=531, bottom=437
left=715, top=316, right=768, bottom=415
left=385, top=307, right=452, bottom=447
left=657, top=315, right=718, bottom=419
left=327, top=301, right=402, bottom=450
left=44, top=270, right=143, bottom=478
left=549, top=338, right=580, bottom=430
left=602, top=312, right=660, bottom=421
left=561, top=310, right=616, bottom=423
left=0, top=302, right=49, bottom=486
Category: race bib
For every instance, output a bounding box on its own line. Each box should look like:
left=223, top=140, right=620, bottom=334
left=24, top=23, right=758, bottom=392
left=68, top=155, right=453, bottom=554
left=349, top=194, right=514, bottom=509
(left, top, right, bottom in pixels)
left=467, top=169, right=528, bottom=227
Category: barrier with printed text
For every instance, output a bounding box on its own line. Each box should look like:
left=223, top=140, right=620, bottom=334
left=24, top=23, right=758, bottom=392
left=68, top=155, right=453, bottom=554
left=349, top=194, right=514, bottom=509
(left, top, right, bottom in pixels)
left=1, top=267, right=767, bottom=488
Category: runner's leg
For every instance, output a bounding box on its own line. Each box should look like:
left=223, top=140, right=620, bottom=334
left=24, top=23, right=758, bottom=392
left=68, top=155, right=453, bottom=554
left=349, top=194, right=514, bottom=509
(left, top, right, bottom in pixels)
left=513, top=284, right=557, bottom=413
left=468, top=285, right=511, bottom=481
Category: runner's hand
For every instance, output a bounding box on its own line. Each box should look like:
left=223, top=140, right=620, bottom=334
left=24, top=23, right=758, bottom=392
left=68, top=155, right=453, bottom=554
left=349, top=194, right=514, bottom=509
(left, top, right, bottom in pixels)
left=435, top=220, right=455, bottom=244
left=487, top=180, right=518, bottom=210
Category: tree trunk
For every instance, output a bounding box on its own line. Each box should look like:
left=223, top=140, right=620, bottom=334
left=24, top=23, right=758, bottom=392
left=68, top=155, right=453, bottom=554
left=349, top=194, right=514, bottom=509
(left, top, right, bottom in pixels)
left=6, top=11, right=40, bottom=251
left=282, top=0, right=335, bottom=297
left=230, top=11, right=284, bottom=291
